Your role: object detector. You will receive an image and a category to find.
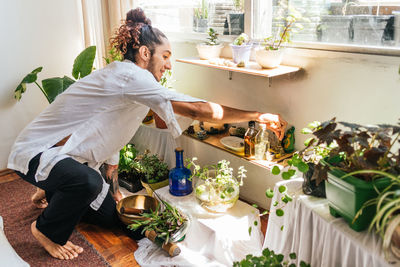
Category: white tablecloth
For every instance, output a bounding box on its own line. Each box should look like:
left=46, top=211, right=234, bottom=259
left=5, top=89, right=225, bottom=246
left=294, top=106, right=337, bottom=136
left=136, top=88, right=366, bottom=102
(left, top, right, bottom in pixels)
left=134, top=186, right=264, bottom=267
left=130, top=117, right=193, bottom=169
left=264, top=178, right=400, bottom=267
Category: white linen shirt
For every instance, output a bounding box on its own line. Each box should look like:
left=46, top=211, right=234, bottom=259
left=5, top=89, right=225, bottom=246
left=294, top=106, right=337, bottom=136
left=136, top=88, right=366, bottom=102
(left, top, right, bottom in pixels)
left=8, top=60, right=204, bottom=210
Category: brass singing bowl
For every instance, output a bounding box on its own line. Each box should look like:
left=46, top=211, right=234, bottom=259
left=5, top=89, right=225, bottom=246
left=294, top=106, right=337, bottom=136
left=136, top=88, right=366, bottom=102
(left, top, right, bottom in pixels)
left=116, top=195, right=159, bottom=225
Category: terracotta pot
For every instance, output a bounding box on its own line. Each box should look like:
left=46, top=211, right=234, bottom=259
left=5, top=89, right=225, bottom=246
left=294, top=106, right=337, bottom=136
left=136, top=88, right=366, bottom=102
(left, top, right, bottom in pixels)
left=153, top=112, right=167, bottom=129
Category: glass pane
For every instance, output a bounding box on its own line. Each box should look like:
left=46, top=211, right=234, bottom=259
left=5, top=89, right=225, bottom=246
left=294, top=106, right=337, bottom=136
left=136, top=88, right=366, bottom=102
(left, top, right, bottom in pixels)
left=264, top=0, right=400, bottom=47
left=136, top=0, right=245, bottom=35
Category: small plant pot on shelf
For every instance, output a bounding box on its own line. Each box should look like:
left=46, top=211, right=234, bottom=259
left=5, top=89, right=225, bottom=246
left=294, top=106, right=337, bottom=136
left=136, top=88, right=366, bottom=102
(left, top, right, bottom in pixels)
left=255, top=48, right=284, bottom=69
left=196, top=44, right=223, bottom=60
left=325, top=168, right=392, bottom=232
left=230, top=44, right=252, bottom=65
left=141, top=178, right=169, bottom=197
left=153, top=112, right=167, bottom=129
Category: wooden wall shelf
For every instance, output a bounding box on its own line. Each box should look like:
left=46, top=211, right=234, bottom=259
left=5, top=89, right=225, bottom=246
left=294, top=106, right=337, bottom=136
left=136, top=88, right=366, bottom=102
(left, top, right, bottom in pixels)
left=182, top=131, right=292, bottom=170
left=176, top=57, right=300, bottom=79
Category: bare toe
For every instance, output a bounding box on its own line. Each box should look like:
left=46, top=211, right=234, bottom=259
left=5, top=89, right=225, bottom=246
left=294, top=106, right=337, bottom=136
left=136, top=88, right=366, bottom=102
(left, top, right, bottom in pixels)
left=65, top=241, right=84, bottom=254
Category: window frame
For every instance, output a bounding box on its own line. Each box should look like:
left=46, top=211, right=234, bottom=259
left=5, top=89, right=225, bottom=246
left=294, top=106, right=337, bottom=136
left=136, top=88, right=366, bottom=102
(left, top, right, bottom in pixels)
left=158, top=0, right=400, bottom=57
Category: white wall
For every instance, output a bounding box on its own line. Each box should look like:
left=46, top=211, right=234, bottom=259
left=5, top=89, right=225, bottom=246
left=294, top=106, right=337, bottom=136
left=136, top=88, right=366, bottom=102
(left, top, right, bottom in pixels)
left=0, top=0, right=84, bottom=169
left=171, top=41, right=400, bottom=208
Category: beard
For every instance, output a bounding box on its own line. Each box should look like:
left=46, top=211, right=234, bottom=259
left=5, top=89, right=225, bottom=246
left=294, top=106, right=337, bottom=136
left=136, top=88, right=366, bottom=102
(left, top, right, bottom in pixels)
left=146, top=56, right=160, bottom=82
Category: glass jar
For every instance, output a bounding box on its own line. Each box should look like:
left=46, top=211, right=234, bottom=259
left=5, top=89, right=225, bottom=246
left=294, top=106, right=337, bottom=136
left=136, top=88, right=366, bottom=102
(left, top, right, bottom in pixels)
left=194, top=170, right=239, bottom=213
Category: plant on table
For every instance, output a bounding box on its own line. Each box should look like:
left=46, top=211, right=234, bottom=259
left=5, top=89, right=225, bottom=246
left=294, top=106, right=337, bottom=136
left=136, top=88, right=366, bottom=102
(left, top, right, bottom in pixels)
left=348, top=169, right=400, bottom=260
left=233, top=247, right=310, bottom=267
left=196, top=27, right=223, bottom=60
left=128, top=199, right=188, bottom=245
left=118, top=144, right=144, bottom=193
left=186, top=158, right=246, bottom=213
left=139, top=153, right=170, bottom=195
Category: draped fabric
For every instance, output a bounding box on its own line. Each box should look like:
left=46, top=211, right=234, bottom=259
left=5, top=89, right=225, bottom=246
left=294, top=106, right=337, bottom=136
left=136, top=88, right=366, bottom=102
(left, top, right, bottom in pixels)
left=79, top=0, right=137, bottom=68
left=264, top=178, right=398, bottom=267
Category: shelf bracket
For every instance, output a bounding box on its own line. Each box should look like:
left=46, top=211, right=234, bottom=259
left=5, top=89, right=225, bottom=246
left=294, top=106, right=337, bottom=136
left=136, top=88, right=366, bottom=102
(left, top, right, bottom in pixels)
left=228, top=71, right=233, bottom=80
left=268, top=78, right=272, bottom=87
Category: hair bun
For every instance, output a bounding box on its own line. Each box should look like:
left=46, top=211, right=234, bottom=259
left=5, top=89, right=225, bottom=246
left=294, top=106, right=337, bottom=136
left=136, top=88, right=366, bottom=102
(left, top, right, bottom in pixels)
left=126, top=8, right=151, bottom=25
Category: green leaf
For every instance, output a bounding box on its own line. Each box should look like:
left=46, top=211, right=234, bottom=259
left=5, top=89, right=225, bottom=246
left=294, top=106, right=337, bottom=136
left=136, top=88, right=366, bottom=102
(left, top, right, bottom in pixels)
left=276, top=209, right=284, bottom=216
left=297, top=162, right=309, bottom=173
left=248, top=226, right=252, bottom=236
left=42, top=76, right=75, bottom=103
left=278, top=185, right=286, bottom=193
left=301, top=128, right=313, bottom=134
left=265, top=188, right=274, bottom=198
left=72, top=46, right=96, bottom=79
left=271, top=166, right=280, bottom=175
left=289, top=253, right=296, bottom=259
left=282, top=171, right=294, bottom=180
left=254, top=221, right=258, bottom=226
left=304, top=137, right=314, bottom=147
left=14, top=67, right=43, bottom=100
left=280, top=225, right=284, bottom=231
left=273, top=201, right=278, bottom=206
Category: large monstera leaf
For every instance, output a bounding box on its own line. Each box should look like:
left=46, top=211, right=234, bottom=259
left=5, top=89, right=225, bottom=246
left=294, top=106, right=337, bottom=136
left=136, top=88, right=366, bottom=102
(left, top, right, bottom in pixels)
left=72, top=46, right=96, bottom=79
left=42, top=76, right=75, bottom=103
left=14, top=67, right=43, bottom=101
left=14, top=45, right=96, bottom=103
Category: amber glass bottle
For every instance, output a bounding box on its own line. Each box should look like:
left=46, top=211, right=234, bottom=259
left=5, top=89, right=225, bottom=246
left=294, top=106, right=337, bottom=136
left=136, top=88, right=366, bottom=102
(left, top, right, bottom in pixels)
left=244, top=121, right=257, bottom=158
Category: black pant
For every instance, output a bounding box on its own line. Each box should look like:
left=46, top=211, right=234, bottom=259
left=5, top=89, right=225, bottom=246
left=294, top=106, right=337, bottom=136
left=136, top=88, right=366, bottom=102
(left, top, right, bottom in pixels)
left=15, top=153, right=120, bottom=245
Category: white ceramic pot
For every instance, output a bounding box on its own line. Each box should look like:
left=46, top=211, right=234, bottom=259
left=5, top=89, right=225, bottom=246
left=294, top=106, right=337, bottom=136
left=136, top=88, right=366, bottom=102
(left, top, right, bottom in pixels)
left=255, top=48, right=284, bottom=69
left=230, top=44, right=253, bottom=64
left=196, top=44, right=223, bottom=60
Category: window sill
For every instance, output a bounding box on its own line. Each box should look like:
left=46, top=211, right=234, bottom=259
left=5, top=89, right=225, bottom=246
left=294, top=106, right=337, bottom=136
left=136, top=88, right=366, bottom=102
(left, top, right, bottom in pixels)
left=166, top=31, right=400, bottom=57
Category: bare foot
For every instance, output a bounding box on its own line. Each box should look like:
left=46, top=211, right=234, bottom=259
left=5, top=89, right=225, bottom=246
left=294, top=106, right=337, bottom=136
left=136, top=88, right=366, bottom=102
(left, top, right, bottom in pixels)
left=31, top=221, right=84, bottom=260
left=31, top=188, right=48, bottom=209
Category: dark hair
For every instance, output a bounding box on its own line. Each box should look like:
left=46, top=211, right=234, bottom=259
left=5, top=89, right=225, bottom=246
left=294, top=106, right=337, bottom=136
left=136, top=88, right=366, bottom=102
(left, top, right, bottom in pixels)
left=110, top=8, right=167, bottom=62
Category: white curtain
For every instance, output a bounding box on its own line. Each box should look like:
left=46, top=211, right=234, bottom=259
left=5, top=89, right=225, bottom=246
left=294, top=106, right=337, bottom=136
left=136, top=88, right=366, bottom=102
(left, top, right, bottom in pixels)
left=79, top=0, right=137, bottom=68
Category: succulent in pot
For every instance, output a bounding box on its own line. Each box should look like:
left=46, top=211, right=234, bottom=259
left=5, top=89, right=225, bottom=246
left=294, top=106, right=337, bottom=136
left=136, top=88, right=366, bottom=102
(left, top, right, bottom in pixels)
left=196, top=28, right=223, bottom=60
left=186, top=158, right=247, bottom=213
left=230, top=33, right=252, bottom=67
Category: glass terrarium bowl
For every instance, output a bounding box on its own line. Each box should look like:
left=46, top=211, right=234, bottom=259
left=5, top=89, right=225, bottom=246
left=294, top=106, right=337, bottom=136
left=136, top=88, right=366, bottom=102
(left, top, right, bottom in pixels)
left=194, top=174, right=239, bottom=213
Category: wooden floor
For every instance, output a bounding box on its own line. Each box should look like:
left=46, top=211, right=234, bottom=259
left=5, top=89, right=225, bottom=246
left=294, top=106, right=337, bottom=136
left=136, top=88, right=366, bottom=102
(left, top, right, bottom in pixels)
left=0, top=169, right=268, bottom=267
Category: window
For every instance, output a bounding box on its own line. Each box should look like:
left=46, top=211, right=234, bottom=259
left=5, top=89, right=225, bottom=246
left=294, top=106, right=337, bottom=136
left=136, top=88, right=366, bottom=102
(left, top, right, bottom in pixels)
left=135, top=0, right=245, bottom=36
left=266, top=0, right=400, bottom=48
left=134, top=0, right=400, bottom=52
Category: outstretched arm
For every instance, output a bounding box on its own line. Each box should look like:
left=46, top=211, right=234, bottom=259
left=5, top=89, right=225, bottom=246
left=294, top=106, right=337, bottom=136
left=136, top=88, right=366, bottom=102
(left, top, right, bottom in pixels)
left=171, top=101, right=287, bottom=140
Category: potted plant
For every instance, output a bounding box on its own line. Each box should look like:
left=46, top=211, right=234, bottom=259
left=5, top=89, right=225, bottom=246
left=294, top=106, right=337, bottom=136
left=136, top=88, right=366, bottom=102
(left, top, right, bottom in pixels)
left=196, top=28, right=224, bottom=60
left=274, top=118, right=400, bottom=232
left=139, top=153, right=170, bottom=196
left=230, top=33, right=252, bottom=67
left=14, top=46, right=96, bottom=103
left=186, top=158, right=247, bottom=213
left=255, top=5, right=304, bottom=69
left=193, top=0, right=208, bottom=33
left=346, top=169, right=400, bottom=260
left=118, top=144, right=144, bottom=193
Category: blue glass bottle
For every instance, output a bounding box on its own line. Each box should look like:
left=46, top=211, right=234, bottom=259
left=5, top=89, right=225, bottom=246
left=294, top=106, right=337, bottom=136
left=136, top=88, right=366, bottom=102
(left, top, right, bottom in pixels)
left=169, top=148, right=192, bottom=196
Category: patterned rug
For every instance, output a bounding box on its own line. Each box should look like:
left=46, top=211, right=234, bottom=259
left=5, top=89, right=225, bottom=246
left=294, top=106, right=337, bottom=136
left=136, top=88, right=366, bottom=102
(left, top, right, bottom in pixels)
left=0, top=178, right=109, bottom=267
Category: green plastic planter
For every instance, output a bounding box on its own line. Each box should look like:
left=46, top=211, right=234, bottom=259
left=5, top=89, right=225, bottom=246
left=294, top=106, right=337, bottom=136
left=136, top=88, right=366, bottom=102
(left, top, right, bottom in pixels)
left=325, top=168, right=391, bottom=232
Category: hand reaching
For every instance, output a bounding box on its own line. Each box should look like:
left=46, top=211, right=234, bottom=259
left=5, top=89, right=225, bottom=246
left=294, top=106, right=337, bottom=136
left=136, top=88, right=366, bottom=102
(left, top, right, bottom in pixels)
left=257, top=113, right=287, bottom=140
